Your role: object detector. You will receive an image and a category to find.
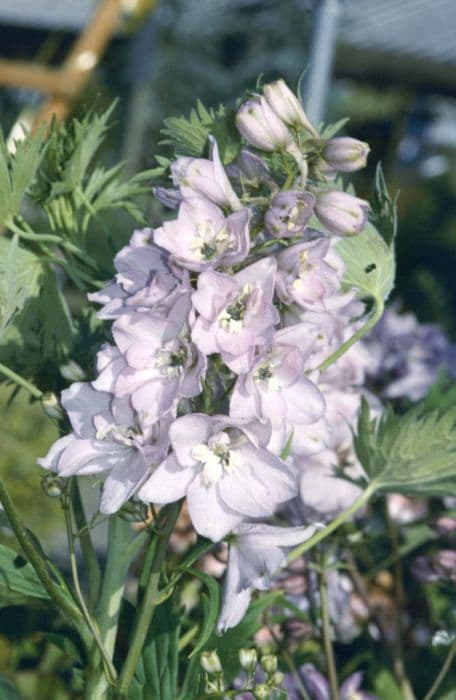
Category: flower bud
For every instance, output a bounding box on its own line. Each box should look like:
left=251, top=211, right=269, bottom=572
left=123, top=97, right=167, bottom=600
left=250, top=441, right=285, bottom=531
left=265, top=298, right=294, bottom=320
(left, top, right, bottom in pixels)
left=314, top=189, right=370, bottom=236
left=41, top=392, right=65, bottom=421
left=236, top=97, right=292, bottom=151
left=239, top=648, right=258, bottom=671
left=263, top=79, right=319, bottom=139
left=270, top=671, right=285, bottom=686
left=41, top=473, right=65, bottom=498
left=322, top=137, right=370, bottom=172
left=265, top=190, right=315, bottom=237
left=201, top=650, right=222, bottom=674
left=253, top=683, right=270, bottom=699
left=261, top=654, right=278, bottom=675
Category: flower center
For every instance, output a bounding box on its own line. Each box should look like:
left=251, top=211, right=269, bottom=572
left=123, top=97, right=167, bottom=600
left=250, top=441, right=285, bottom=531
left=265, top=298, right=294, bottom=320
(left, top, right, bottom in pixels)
left=191, top=431, right=242, bottom=485
left=218, top=284, right=252, bottom=333
left=96, top=423, right=141, bottom=447
left=156, top=345, right=187, bottom=379
left=254, top=360, right=282, bottom=391
left=191, top=219, right=230, bottom=261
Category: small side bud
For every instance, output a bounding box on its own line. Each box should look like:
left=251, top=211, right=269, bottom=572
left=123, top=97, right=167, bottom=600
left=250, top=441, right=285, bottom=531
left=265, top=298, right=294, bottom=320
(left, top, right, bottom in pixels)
left=261, top=654, right=278, bottom=675
left=263, top=79, right=320, bottom=139
left=253, top=683, right=270, bottom=699
left=236, top=97, right=292, bottom=152
left=201, top=650, right=222, bottom=674
left=239, top=648, right=258, bottom=671
left=270, top=671, right=285, bottom=686
left=322, top=137, right=370, bottom=172
left=41, top=473, right=65, bottom=498
left=41, top=392, right=64, bottom=421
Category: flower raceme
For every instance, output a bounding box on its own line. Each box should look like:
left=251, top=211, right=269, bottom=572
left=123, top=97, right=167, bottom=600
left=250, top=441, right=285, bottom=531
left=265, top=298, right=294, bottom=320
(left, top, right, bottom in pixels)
left=39, top=77, right=380, bottom=632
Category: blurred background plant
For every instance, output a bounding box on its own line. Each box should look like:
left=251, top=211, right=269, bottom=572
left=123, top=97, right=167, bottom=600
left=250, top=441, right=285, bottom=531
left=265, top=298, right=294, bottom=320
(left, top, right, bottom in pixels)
left=0, top=1, right=455, bottom=698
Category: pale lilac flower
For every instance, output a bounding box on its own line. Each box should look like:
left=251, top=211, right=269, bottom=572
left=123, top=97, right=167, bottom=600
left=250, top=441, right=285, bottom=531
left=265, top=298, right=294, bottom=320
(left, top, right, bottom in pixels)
left=265, top=190, right=315, bottom=237
left=322, top=137, right=370, bottom=173
left=275, top=237, right=345, bottom=311
left=38, top=383, right=170, bottom=514
left=153, top=185, right=182, bottom=209
left=218, top=522, right=319, bottom=632
left=230, top=324, right=326, bottom=454
left=191, top=258, right=279, bottom=373
left=104, top=301, right=206, bottom=421
left=313, top=190, right=370, bottom=236
left=153, top=196, right=250, bottom=271
left=236, top=96, right=292, bottom=151
left=171, top=137, right=241, bottom=211
left=226, top=149, right=274, bottom=188
left=88, top=230, right=187, bottom=319
left=263, top=79, right=319, bottom=139
left=289, top=664, right=378, bottom=700
left=138, top=414, right=296, bottom=541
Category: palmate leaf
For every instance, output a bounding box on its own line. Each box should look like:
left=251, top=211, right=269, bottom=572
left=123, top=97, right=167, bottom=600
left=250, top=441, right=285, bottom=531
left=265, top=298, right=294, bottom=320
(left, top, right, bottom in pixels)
left=372, top=163, right=399, bottom=247
left=0, top=126, right=46, bottom=226
left=0, top=240, right=73, bottom=384
left=354, top=398, right=456, bottom=497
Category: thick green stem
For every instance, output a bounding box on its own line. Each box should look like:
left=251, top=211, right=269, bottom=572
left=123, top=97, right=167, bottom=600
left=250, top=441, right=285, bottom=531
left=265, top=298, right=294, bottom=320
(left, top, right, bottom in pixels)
left=0, top=475, right=89, bottom=645
left=315, top=299, right=384, bottom=374
left=0, top=362, right=43, bottom=399
left=319, top=562, right=340, bottom=700
left=70, top=480, right=101, bottom=611
left=288, top=482, right=377, bottom=563
left=117, top=501, right=182, bottom=697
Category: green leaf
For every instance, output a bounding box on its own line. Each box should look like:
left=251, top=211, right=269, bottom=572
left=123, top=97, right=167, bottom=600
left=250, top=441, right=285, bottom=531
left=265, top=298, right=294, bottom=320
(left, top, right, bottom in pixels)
left=0, top=247, right=73, bottom=384
left=354, top=399, right=456, bottom=497
left=336, top=221, right=395, bottom=304
left=0, top=238, right=42, bottom=334
left=130, top=597, right=180, bottom=700
left=372, top=163, right=399, bottom=246
left=373, top=669, right=404, bottom=700
left=187, top=568, right=220, bottom=658
left=0, top=675, right=22, bottom=700
left=0, top=126, right=46, bottom=226
left=0, top=543, right=50, bottom=607
left=43, top=632, right=83, bottom=664
left=320, top=117, right=350, bottom=140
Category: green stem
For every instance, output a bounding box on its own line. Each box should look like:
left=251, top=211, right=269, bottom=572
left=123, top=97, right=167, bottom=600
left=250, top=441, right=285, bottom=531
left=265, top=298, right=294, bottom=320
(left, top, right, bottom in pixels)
left=117, top=501, right=182, bottom=697
left=319, top=561, right=340, bottom=700
left=63, top=489, right=117, bottom=686
left=0, top=475, right=89, bottom=646
left=288, top=482, right=377, bottom=563
left=70, top=479, right=102, bottom=611
left=0, top=362, right=43, bottom=399
left=422, top=641, right=456, bottom=700
left=315, top=298, right=384, bottom=374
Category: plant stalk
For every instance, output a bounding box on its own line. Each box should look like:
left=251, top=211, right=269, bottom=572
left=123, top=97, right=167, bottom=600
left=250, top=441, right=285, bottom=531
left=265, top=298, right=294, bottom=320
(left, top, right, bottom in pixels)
left=0, top=362, right=43, bottom=399
left=319, top=562, right=340, bottom=700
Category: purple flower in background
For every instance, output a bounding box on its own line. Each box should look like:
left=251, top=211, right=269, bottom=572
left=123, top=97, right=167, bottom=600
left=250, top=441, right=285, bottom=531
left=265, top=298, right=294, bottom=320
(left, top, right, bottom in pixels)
left=364, top=304, right=456, bottom=401
left=322, top=137, right=370, bottom=173
left=265, top=190, right=315, bottom=237
left=225, top=149, right=274, bottom=188
left=218, top=522, right=319, bottom=632
left=153, top=185, right=182, bottom=209
left=286, top=664, right=378, bottom=700
left=171, top=136, right=241, bottom=211
left=275, top=237, right=344, bottom=311
left=88, top=229, right=187, bottom=319
left=313, top=190, right=370, bottom=236
left=191, top=257, right=279, bottom=373
left=230, top=324, right=326, bottom=454
left=38, top=383, right=170, bottom=514
left=154, top=196, right=250, bottom=271
left=138, top=414, right=296, bottom=541
left=236, top=96, right=292, bottom=151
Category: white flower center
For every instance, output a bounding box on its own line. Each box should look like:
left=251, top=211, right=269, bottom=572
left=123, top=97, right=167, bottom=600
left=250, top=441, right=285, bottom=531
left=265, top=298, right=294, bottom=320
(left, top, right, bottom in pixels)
left=190, top=219, right=230, bottom=261
left=191, top=431, right=242, bottom=485
left=96, top=423, right=140, bottom=447
left=155, top=346, right=187, bottom=380
left=254, top=361, right=282, bottom=391
left=292, top=250, right=314, bottom=290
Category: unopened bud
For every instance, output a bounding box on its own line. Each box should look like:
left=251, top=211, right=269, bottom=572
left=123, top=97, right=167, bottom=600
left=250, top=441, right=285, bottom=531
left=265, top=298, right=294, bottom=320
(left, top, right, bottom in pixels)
left=313, top=189, right=369, bottom=236
left=261, top=654, right=278, bottom=675
left=263, top=79, right=319, bottom=139
left=239, top=648, right=257, bottom=671
left=201, top=650, right=222, bottom=674
left=253, top=683, right=270, bottom=699
left=41, top=392, right=64, bottom=421
left=322, top=137, right=370, bottom=172
left=236, top=97, right=292, bottom=152
left=60, top=360, right=86, bottom=382
left=271, top=671, right=285, bottom=686
left=41, top=473, right=65, bottom=498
